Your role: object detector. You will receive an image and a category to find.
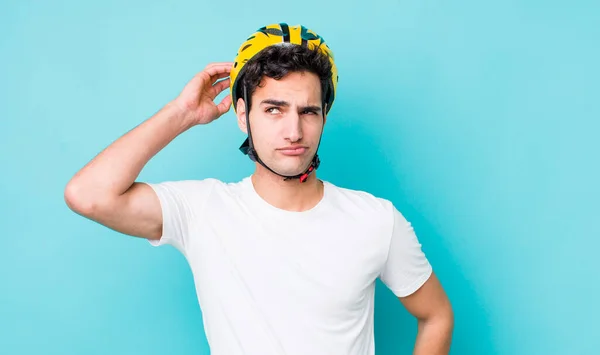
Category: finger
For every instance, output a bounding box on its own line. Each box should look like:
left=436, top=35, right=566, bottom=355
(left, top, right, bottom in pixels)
left=204, top=63, right=233, bottom=78
left=209, top=71, right=230, bottom=83
left=193, top=71, right=229, bottom=91
left=211, top=78, right=231, bottom=98
left=192, top=63, right=232, bottom=82
left=190, top=63, right=233, bottom=89
left=200, top=67, right=231, bottom=87
left=205, top=62, right=234, bottom=70
left=216, top=94, right=233, bottom=116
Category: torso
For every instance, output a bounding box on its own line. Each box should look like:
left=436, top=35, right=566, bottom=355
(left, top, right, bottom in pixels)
left=181, top=177, right=394, bottom=355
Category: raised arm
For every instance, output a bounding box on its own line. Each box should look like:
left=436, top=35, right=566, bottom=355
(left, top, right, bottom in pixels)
left=64, top=62, right=233, bottom=240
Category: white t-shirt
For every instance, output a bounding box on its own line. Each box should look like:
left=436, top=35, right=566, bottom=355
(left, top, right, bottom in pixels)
left=147, top=176, right=432, bottom=355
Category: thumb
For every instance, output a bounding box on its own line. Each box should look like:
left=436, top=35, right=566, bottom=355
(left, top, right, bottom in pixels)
left=216, top=94, right=233, bottom=116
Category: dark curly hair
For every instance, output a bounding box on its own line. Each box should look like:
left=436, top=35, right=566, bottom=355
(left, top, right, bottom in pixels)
left=236, top=44, right=334, bottom=112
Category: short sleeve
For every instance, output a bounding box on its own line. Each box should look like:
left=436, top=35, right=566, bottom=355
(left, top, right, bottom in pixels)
left=145, top=179, right=217, bottom=254
left=379, top=206, right=433, bottom=297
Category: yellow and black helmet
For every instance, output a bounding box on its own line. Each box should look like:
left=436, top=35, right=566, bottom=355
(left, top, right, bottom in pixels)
left=229, top=23, right=338, bottom=114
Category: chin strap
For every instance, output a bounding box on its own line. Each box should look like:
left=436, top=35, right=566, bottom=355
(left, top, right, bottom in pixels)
left=239, top=85, right=323, bottom=183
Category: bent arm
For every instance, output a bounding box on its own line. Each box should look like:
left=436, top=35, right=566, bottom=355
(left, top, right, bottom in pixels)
left=400, top=272, right=454, bottom=355
left=64, top=101, right=193, bottom=240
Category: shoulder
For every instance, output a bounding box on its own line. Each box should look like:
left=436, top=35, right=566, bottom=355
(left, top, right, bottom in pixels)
left=325, top=181, right=395, bottom=217
left=145, top=178, right=230, bottom=204
left=325, top=182, right=400, bottom=249
left=147, top=177, right=251, bottom=200
left=148, top=177, right=222, bottom=192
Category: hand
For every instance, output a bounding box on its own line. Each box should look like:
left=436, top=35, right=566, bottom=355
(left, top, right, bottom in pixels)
left=173, top=62, right=234, bottom=125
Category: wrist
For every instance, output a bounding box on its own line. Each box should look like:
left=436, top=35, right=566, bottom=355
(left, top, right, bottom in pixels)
left=164, top=100, right=196, bottom=131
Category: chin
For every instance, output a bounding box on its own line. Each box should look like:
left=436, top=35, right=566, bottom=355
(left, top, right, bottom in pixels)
left=274, top=166, right=307, bottom=177
left=269, top=159, right=312, bottom=177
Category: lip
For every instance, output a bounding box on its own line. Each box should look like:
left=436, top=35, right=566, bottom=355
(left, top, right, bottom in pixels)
left=278, top=146, right=307, bottom=156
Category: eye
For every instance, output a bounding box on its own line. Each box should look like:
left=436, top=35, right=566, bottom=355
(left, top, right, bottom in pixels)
left=302, top=110, right=318, bottom=115
left=266, top=107, right=281, bottom=114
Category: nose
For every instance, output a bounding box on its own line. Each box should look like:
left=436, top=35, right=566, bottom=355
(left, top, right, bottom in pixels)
left=285, top=112, right=303, bottom=143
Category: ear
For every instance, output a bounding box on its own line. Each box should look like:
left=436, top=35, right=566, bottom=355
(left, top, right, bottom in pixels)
left=236, top=98, right=247, bottom=134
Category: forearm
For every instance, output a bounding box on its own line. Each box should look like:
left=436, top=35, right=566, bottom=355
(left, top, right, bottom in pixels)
left=413, top=315, right=454, bottom=355
left=66, top=101, right=192, bottom=202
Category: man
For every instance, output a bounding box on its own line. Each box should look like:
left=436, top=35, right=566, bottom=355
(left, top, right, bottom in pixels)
left=65, top=23, right=454, bottom=354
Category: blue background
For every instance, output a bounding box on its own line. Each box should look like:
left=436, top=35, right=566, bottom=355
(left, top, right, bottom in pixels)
left=1, top=0, right=598, bottom=354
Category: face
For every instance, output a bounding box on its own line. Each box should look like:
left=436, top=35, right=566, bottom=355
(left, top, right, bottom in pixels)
left=236, top=71, right=326, bottom=177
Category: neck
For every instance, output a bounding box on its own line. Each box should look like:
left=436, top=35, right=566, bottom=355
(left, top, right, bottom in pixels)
left=251, top=164, right=324, bottom=212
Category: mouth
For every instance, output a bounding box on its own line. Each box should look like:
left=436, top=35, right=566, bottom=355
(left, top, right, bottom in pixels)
left=277, top=146, right=308, bottom=156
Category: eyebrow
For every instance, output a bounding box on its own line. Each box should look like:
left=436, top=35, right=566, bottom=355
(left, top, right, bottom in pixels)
left=260, top=99, right=322, bottom=112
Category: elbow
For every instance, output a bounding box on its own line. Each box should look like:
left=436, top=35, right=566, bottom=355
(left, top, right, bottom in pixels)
left=433, top=305, right=455, bottom=335
left=64, top=180, right=91, bottom=215
left=64, top=180, right=105, bottom=217
left=418, top=301, right=454, bottom=334
left=443, top=306, right=455, bottom=333
left=435, top=300, right=454, bottom=330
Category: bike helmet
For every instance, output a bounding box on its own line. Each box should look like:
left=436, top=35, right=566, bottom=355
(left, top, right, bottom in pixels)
left=230, top=23, right=338, bottom=182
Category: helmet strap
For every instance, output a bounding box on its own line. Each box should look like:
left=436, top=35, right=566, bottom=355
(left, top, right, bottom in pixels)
left=238, top=84, right=324, bottom=183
